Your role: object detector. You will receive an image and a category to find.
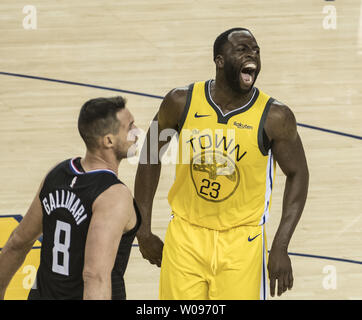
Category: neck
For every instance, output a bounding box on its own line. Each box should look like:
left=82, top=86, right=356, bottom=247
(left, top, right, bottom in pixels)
left=80, top=150, right=120, bottom=176
left=212, top=75, right=255, bottom=110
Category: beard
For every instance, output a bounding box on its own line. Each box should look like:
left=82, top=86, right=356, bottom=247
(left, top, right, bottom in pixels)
left=114, top=148, right=125, bottom=161
left=223, top=59, right=257, bottom=95
left=113, top=138, right=127, bottom=161
left=114, top=142, right=138, bottom=161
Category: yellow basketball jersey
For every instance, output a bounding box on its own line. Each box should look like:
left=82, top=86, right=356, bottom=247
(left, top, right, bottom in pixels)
left=167, top=80, right=276, bottom=230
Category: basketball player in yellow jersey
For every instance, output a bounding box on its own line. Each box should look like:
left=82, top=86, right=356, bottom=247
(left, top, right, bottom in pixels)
left=135, top=28, right=309, bottom=299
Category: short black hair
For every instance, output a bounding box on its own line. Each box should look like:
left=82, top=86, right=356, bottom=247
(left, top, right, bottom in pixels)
left=213, top=27, right=251, bottom=61
left=78, top=96, right=126, bottom=150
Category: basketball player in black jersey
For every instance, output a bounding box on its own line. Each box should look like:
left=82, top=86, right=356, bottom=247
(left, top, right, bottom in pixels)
left=0, top=96, right=141, bottom=300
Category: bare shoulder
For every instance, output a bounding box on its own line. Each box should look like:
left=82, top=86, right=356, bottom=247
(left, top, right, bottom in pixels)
left=265, top=99, right=297, bottom=141
left=93, top=183, right=133, bottom=211
left=158, top=86, right=190, bottom=130
left=268, top=100, right=296, bottom=126
left=164, top=86, right=189, bottom=106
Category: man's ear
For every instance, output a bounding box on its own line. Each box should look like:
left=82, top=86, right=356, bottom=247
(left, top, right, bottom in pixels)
left=214, top=54, right=224, bottom=69
left=102, top=134, right=115, bottom=149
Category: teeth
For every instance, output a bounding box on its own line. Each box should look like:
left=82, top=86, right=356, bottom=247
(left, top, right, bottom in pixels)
left=243, top=63, right=256, bottom=70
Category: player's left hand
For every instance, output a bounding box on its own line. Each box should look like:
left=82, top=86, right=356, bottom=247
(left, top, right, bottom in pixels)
left=137, top=232, right=164, bottom=267
left=267, top=247, right=293, bottom=297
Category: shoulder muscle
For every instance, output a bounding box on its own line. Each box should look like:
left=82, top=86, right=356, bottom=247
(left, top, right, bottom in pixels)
left=265, top=100, right=297, bottom=142
left=92, top=183, right=133, bottom=221
left=158, top=86, right=189, bottom=131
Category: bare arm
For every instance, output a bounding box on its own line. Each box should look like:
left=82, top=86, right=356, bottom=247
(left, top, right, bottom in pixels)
left=0, top=182, right=43, bottom=299
left=82, top=184, right=134, bottom=300
left=134, top=87, right=188, bottom=267
left=264, top=101, right=309, bottom=297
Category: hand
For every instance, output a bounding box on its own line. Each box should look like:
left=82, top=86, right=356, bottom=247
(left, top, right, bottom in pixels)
left=267, top=247, right=294, bottom=297
left=137, top=232, right=164, bottom=267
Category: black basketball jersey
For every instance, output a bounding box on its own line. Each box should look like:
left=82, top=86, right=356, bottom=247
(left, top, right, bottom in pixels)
left=28, top=157, right=141, bottom=300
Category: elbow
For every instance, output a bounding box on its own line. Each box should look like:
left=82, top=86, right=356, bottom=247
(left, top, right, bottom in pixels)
left=303, top=163, right=310, bottom=184
left=306, top=167, right=310, bottom=182
left=82, top=268, right=112, bottom=300
left=300, top=164, right=309, bottom=183
left=285, top=166, right=309, bottom=192
left=287, top=164, right=309, bottom=181
left=82, top=268, right=110, bottom=285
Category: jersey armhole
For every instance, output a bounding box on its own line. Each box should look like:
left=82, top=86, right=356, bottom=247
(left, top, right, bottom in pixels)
left=177, top=83, right=194, bottom=133
left=90, top=179, right=124, bottom=210
left=258, top=97, right=274, bottom=156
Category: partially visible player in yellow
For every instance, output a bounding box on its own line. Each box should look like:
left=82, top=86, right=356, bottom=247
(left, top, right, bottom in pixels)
left=0, top=216, right=40, bottom=299
left=135, top=28, right=309, bottom=299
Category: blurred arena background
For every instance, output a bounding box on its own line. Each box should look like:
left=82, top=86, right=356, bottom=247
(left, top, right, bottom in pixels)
left=0, top=0, right=361, bottom=299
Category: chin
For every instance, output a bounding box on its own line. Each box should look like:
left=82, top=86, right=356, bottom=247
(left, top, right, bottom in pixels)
left=240, top=86, right=253, bottom=94
left=234, top=84, right=253, bottom=95
left=239, top=80, right=257, bottom=94
left=228, top=78, right=254, bottom=95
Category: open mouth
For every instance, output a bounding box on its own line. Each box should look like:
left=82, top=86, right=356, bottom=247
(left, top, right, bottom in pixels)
left=240, top=62, right=257, bottom=86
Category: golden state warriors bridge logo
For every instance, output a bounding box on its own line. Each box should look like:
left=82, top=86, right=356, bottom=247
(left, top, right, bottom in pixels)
left=190, top=150, right=240, bottom=202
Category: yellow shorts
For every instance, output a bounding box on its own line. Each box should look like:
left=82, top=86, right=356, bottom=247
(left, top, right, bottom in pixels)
left=159, top=214, right=268, bottom=300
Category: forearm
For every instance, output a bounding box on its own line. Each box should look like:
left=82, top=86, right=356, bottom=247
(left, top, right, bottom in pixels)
left=271, top=170, right=309, bottom=251
left=0, top=236, right=34, bottom=299
left=134, top=162, right=162, bottom=237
